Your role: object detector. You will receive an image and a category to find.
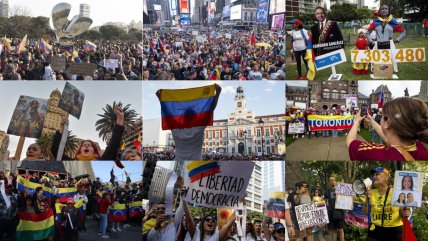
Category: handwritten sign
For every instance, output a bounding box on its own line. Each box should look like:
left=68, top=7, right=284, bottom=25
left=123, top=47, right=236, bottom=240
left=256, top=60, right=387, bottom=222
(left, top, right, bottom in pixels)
left=288, top=122, right=305, bottom=134
left=192, top=31, right=199, bottom=36
left=295, top=202, right=329, bottom=231
left=351, top=48, right=426, bottom=63
left=225, top=33, right=232, bottom=39
left=58, top=82, right=84, bottom=119
left=336, top=183, right=355, bottom=196
left=103, top=59, right=119, bottom=70
left=182, top=161, right=254, bottom=209
left=7, top=96, right=48, bottom=138
left=69, top=63, right=97, bottom=76
left=50, top=56, right=67, bottom=72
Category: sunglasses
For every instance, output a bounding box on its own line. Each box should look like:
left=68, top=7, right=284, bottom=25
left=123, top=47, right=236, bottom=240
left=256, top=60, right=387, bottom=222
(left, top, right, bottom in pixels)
left=276, top=229, right=285, bottom=234
left=205, top=218, right=215, bottom=223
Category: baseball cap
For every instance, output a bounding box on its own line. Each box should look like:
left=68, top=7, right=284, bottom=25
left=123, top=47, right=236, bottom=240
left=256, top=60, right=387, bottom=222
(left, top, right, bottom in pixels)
left=274, top=223, right=285, bottom=231
left=288, top=19, right=302, bottom=26
left=370, top=167, right=390, bottom=176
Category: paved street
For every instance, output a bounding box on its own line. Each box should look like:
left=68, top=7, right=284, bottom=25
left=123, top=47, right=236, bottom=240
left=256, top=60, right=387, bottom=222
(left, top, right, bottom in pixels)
left=79, top=217, right=141, bottom=241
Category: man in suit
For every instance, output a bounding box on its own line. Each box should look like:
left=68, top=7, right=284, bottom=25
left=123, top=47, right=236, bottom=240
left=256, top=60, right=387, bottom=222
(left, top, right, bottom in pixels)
left=311, top=6, right=344, bottom=56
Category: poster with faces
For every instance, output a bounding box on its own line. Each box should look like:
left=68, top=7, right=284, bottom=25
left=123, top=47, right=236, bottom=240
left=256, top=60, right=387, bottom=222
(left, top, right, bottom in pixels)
left=391, top=171, right=424, bottom=207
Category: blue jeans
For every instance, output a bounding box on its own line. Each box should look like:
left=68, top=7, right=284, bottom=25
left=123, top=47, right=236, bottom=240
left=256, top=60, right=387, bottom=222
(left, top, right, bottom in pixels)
left=113, top=222, right=121, bottom=229
left=371, top=130, right=382, bottom=144
left=322, top=130, right=329, bottom=137
left=332, top=130, right=338, bottom=137
left=99, top=214, right=108, bottom=235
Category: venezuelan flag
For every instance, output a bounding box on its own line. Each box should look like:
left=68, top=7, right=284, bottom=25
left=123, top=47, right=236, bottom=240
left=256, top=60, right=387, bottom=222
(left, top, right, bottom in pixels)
left=109, top=203, right=127, bottom=222
left=54, top=203, right=63, bottom=222
left=59, top=41, right=74, bottom=53
left=16, top=209, right=55, bottom=241
left=316, top=201, right=326, bottom=208
left=47, top=171, right=58, bottom=180
left=17, top=176, right=52, bottom=200
left=56, top=187, right=77, bottom=203
left=305, top=35, right=316, bottom=80
left=1, top=36, right=11, bottom=51
left=84, top=40, right=97, bottom=52
left=39, top=39, right=53, bottom=54
left=160, top=84, right=216, bottom=130
left=16, top=34, right=28, bottom=54
left=186, top=161, right=220, bottom=183
left=129, top=201, right=143, bottom=217
left=266, top=192, right=286, bottom=219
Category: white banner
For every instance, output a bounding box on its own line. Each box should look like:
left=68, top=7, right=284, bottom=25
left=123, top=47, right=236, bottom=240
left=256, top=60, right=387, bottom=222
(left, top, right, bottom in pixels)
left=288, top=122, right=305, bottom=134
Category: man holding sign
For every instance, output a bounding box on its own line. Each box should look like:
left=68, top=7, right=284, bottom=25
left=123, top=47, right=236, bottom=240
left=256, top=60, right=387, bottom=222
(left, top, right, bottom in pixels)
left=324, top=176, right=344, bottom=241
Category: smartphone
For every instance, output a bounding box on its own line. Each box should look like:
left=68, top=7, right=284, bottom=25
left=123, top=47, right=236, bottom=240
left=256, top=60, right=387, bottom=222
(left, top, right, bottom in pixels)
left=361, top=104, right=368, bottom=117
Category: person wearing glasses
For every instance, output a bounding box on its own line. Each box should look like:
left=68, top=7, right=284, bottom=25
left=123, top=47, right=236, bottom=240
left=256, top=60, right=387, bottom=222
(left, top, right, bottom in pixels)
left=324, top=176, right=344, bottom=241
left=363, top=167, right=403, bottom=241
left=293, top=182, right=313, bottom=241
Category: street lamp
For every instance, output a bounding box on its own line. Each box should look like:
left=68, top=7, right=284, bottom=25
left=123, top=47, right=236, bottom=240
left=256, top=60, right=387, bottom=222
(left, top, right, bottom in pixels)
left=243, top=130, right=247, bottom=155
left=308, top=84, right=313, bottom=108
left=258, top=118, right=264, bottom=157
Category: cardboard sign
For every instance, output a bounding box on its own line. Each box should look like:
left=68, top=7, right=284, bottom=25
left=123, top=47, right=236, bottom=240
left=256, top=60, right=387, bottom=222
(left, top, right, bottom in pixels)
left=7, top=96, right=48, bottom=138
left=288, top=122, right=305, bottom=134
left=295, top=202, right=329, bottom=231
left=58, top=82, right=85, bottom=119
left=69, top=63, right=97, bottom=76
left=335, top=194, right=354, bottom=210
left=392, top=171, right=424, bottom=207
left=315, top=49, right=347, bottom=70
left=182, top=161, right=254, bottom=209
left=373, top=63, right=393, bottom=78
left=103, top=59, right=119, bottom=70
left=50, top=56, right=67, bottom=72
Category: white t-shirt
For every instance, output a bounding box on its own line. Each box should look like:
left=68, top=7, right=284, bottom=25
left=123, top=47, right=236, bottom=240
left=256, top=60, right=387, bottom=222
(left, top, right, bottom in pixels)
left=173, top=126, right=206, bottom=160
left=246, top=233, right=266, bottom=241
left=147, top=200, right=185, bottom=241
left=291, top=29, right=309, bottom=52
left=186, top=228, right=219, bottom=241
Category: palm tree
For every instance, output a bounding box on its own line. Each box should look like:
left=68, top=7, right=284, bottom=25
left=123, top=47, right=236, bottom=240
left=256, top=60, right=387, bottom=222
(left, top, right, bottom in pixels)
left=36, top=131, right=79, bottom=160
left=95, top=101, right=138, bottom=143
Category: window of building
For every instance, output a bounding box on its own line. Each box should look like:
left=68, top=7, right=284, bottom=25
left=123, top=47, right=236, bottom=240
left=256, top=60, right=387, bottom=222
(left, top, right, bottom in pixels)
left=208, top=131, right=212, bottom=139
left=265, top=129, right=270, bottom=137
left=237, top=102, right=242, bottom=108
left=258, top=147, right=261, bottom=153
left=256, top=129, right=261, bottom=137
left=232, top=147, right=235, bottom=153
left=215, top=131, right=219, bottom=138
left=254, top=203, right=261, bottom=210
left=322, top=89, right=330, bottom=99
left=248, top=147, right=252, bottom=153
left=340, top=90, right=347, bottom=99
left=244, top=12, right=248, bottom=21
left=266, top=146, right=271, bottom=154
left=332, top=89, right=339, bottom=99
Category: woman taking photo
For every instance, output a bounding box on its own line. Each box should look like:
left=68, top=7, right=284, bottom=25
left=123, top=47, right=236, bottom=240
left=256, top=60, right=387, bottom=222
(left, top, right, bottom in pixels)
left=364, top=167, right=403, bottom=241
left=347, top=97, right=428, bottom=160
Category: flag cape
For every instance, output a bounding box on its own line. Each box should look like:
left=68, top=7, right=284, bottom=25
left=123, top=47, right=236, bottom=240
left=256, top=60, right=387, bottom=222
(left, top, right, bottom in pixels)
left=16, top=209, right=55, bottom=241
left=402, top=218, right=417, bottom=241
left=56, top=187, right=77, bottom=203
left=39, top=39, right=52, bottom=54
left=305, top=35, right=316, bottom=80
left=160, top=84, right=216, bottom=130
left=84, top=40, right=97, bottom=52
left=17, top=176, right=52, bottom=200
left=17, top=34, right=28, bottom=54
left=129, top=201, right=143, bottom=217
left=266, top=192, right=286, bottom=219
left=109, top=203, right=127, bottom=221
left=307, top=115, right=354, bottom=131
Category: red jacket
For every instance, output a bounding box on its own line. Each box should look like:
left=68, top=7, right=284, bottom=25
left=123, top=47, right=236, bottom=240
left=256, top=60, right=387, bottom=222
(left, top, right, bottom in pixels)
left=99, top=198, right=111, bottom=214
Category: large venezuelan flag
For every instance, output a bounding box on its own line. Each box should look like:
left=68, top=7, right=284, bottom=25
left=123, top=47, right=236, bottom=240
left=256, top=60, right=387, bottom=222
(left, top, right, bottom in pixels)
left=160, top=84, right=216, bottom=130
left=56, top=187, right=77, bottom=203
left=109, top=203, right=127, bottom=222
left=129, top=201, right=143, bottom=217
left=266, top=192, right=286, bottom=219
left=17, top=176, right=52, bottom=200
left=85, top=40, right=97, bottom=52
left=186, top=160, right=220, bottom=183
left=16, top=209, right=55, bottom=241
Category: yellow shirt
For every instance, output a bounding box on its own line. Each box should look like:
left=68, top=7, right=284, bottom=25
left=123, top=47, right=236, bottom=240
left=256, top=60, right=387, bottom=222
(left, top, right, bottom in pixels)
left=370, top=188, right=402, bottom=228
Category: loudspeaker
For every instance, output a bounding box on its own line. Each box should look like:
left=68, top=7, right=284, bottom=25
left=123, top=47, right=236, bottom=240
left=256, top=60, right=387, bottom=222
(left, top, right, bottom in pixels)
left=352, top=178, right=372, bottom=195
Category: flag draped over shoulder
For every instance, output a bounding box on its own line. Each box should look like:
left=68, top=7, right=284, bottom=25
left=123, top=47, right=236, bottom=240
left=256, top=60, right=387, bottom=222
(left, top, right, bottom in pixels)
left=129, top=201, right=143, bottom=217
left=39, top=39, right=53, bottom=54
left=266, top=192, right=286, bottom=219
left=108, top=203, right=127, bottom=221
left=16, top=209, right=55, bottom=241
left=17, top=176, right=52, bottom=200
left=56, top=187, right=77, bottom=203
left=305, top=35, right=316, bottom=80
left=84, top=40, right=97, bottom=52
left=17, top=34, right=28, bottom=54
left=159, top=84, right=216, bottom=130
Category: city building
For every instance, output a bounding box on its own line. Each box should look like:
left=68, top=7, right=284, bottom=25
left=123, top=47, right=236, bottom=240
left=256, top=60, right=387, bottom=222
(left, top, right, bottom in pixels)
left=204, top=86, right=286, bottom=155
left=63, top=161, right=96, bottom=180
left=79, top=3, right=90, bottom=18
left=245, top=161, right=263, bottom=213
left=142, top=118, right=172, bottom=152
left=369, top=84, right=392, bottom=106
left=0, top=131, right=9, bottom=160
left=122, top=117, right=142, bottom=151
left=413, top=81, right=428, bottom=103
left=262, top=161, right=285, bottom=201
left=0, top=0, right=9, bottom=18
left=286, top=0, right=322, bottom=20
left=148, top=165, right=173, bottom=203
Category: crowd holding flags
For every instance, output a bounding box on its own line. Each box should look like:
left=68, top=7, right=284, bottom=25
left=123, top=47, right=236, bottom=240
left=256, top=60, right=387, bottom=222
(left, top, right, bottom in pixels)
left=84, top=40, right=97, bottom=52
left=16, top=34, right=28, bottom=55
left=39, top=38, right=53, bottom=54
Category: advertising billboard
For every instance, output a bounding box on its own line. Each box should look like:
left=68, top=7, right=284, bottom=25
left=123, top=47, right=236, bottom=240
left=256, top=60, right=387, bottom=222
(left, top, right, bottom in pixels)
left=256, top=0, right=269, bottom=23
left=179, top=0, right=190, bottom=14
left=230, top=4, right=242, bottom=20
left=269, top=0, right=285, bottom=14
left=271, top=14, right=285, bottom=30
left=208, top=2, right=216, bottom=23
left=153, top=4, right=162, bottom=11
left=180, top=13, right=191, bottom=25
left=222, top=4, right=231, bottom=18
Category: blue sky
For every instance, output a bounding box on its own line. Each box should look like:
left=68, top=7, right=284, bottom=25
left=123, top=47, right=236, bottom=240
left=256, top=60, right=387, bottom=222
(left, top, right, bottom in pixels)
left=91, top=161, right=142, bottom=184
left=0, top=82, right=142, bottom=160
left=10, top=0, right=141, bottom=27
left=142, top=81, right=285, bottom=120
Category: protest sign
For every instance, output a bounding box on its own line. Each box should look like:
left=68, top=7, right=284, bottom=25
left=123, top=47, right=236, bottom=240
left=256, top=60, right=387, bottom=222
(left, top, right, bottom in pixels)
left=225, top=33, right=232, bottom=39
left=307, top=115, right=354, bottom=131
left=344, top=195, right=368, bottom=228
left=295, top=202, right=329, bottom=231
left=175, top=42, right=183, bottom=47
left=69, top=63, right=97, bottom=76
left=58, top=82, right=85, bottom=119
left=288, top=122, right=305, bottom=134
left=192, top=30, right=199, bottom=36
left=345, top=96, right=357, bottom=108
left=196, top=35, right=208, bottom=42
left=182, top=161, right=254, bottom=208
left=335, top=183, right=355, bottom=211
left=392, top=171, right=424, bottom=207
left=7, top=96, right=48, bottom=138
left=314, top=49, right=347, bottom=70
left=336, top=183, right=355, bottom=196
left=266, top=192, right=286, bottom=219
left=103, top=59, right=119, bottom=70
left=373, top=63, right=393, bottom=78
left=50, top=56, right=67, bottom=72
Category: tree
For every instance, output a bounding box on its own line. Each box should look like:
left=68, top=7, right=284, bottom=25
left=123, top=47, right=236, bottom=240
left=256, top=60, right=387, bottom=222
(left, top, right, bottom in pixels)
left=95, top=101, right=138, bottom=143
left=373, top=0, right=406, bottom=18
left=99, top=25, right=127, bottom=40
left=36, top=131, right=79, bottom=160
left=247, top=210, right=263, bottom=221
left=329, top=3, right=359, bottom=22
left=79, top=30, right=104, bottom=40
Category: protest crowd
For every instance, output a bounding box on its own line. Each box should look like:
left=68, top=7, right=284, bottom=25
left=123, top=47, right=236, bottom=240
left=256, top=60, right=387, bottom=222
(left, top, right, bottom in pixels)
left=0, top=37, right=142, bottom=80
left=0, top=168, right=143, bottom=241
left=142, top=27, right=285, bottom=80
